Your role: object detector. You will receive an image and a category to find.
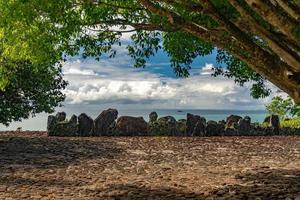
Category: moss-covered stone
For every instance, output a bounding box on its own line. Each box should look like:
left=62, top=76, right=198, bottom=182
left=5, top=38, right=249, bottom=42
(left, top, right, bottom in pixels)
left=48, top=120, right=78, bottom=137
left=149, top=116, right=178, bottom=136
left=177, top=119, right=187, bottom=136
left=115, top=116, right=148, bottom=136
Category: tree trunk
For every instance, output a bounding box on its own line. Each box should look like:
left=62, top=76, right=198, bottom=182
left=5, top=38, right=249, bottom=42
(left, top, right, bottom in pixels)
left=139, top=0, right=300, bottom=104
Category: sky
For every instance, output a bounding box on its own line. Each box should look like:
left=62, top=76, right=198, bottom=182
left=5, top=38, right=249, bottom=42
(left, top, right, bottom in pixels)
left=62, top=40, right=275, bottom=110
left=0, top=32, right=283, bottom=131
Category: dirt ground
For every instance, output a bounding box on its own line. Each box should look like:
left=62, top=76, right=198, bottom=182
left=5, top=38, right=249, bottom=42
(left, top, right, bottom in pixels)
left=0, top=131, right=299, bottom=200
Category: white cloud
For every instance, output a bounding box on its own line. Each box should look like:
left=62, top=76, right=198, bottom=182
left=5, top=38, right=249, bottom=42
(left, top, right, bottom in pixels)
left=201, top=63, right=214, bottom=75
left=63, top=68, right=97, bottom=76
left=59, top=42, right=283, bottom=110
left=61, top=56, right=273, bottom=109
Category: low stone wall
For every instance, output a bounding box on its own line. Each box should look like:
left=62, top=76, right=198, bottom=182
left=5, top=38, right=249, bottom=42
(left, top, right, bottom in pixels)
left=47, top=109, right=300, bottom=137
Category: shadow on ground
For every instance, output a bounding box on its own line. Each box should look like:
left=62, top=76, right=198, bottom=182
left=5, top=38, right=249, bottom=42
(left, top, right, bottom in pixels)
left=0, top=135, right=122, bottom=169
left=93, top=168, right=300, bottom=199
left=0, top=134, right=299, bottom=199
left=2, top=167, right=298, bottom=199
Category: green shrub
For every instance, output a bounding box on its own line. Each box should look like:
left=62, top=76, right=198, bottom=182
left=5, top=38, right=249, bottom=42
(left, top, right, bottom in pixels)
left=260, top=118, right=300, bottom=128
left=148, top=121, right=171, bottom=136
left=266, top=96, right=300, bottom=120
left=48, top=120, right=78, bottom=137
left=260, top=122, right=269, bottom=128
left=281, top=118, right=300, bottom=128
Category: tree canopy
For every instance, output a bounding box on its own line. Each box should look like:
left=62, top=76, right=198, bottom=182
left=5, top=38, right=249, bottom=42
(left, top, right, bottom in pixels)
left=0, top=0, right=300, bottom=124
left=0, top=60, right=67, bottom=125
left=266, top=96, right=300, bottom=120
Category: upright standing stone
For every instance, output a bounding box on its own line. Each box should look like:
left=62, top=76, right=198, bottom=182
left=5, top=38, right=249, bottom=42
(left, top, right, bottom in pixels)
left=48, top=113, right=78, bottom=137
left=270, top=115, right=280, bottom=134
left=94, top=108, right=118, bottom=136
left=244, top=116, right=251, bottom=123
left=149, top=112, right=158, bottom=123
left=78, top=113, right=93, bottom=136
left=56, top=112, right=66, bottom=122
left=176, top=119, right=187, bottom=136
left=219, top=120, right=226, bottom=126
left=186, top=113, right=199, bottom=136
left=206, top=120, right=225, bottom=136
left=237, top=118, right=251, bottom=135
left=69, top=115, right=78, bottom=125
left=186, top=113, right=206, bottom=136
left=116, top=116, right=148, bottom=136
left=47, top=115, right=56, bottom=132
left=193, top=120, right=206, bottom=137
left=157, top=116, right=178, bottom=136
left=226, top=115, right=242, bottom=128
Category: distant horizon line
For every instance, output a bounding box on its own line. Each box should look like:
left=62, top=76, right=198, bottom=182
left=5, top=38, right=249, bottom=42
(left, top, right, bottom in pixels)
left=98, top=108, right=266, bottom=112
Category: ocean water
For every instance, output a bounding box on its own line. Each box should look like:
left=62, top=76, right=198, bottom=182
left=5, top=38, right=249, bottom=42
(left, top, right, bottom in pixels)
left=0, top=109, right=266, bottom=131
left=123, top=109, right=266, bottom=122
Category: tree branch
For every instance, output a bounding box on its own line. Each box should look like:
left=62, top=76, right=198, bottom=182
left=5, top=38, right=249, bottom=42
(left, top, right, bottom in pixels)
left=245, top=0, right=300, bottom=46
left=227, top=0, right=300, bottom=71
left=138, top=0, right=300, bottom=103
left=273, top=0, right=300, bottom=20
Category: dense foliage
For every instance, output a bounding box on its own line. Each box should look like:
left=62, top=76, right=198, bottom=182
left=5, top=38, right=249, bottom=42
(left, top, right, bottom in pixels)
left=0, top=61, right=67, bottom=126
left=0, top=0, right=299, bottom=124
left=281, top=118, right=300, bottom=128
left=266, top=96, right=300, bottom=120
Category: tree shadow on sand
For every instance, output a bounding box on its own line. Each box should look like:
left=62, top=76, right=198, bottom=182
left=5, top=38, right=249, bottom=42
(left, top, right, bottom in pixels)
left=0, top=135, right=299, bottom=199
left=0, top=135, right=123, bottom=169
left=0, top=168, right=299, bottom=199
left=91, top=168, right=300, bottom=199
left=217, top=167, right=300, bottom=200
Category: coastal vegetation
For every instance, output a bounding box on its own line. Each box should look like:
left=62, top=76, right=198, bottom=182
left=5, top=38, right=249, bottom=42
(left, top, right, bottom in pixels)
left=0, top=2, right=299, bottom=198
left=263, top=95, right=300, bottom=128
left=281, top=118, right=300, bottom=128
left=0, top=1, right=300, bottom=124
left=0, top=62, right=67, bottom=126
left=266, top=96, right=300, bottom=120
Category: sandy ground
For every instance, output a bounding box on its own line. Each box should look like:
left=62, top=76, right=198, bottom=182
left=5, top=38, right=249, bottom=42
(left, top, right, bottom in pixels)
left=0, top=131, right=299, bottom=199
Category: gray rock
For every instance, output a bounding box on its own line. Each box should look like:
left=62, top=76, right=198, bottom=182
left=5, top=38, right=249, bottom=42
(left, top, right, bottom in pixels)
left=280, top=127, right=300, bottom=135
left=176, top=120, right=186, bottom=136
left=237, top=118, right=251, bottom=135
left=193, top=120, right=206, bottom=137
left=219, top=120, right=226, bottom=126
left=48, top=114, right=78, bottom=137
left=233, top=122, right=239, bottom=129
left=264, top=127, right=275, bottom=135
left=56, top=112, right=66, bottom=122
left=69, top=115, right=78, bottom=125
left=226, top=115, right=242, bottom=128
left=149, top=112, right=158, bottom=123
left=108, top=121, right=117, bottom=135
left=224, top=127, right=237, bottom=136
left=78, top=113, right=93, bottom=136
left=186, top=113, right=198, bottom=136
left=159, top=116, right=177, bottom=123
left=206, top=120, right=225, bottom=136
left=270, top=115, right=280, bottom=134
left=116, top=116, right=148, bottom=136
left=47, top=115, right=56, bottom=131
left=186, top=113, right=206, bottom=137
left=178, top=119, right=187, bottom=123
left=149, top=116, right=177, bottom=136
left=48, top=120, right=78, bottom=137
left=94, top=108, right=118, bottom=136
left=244, top=116, right=251, bottom=123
